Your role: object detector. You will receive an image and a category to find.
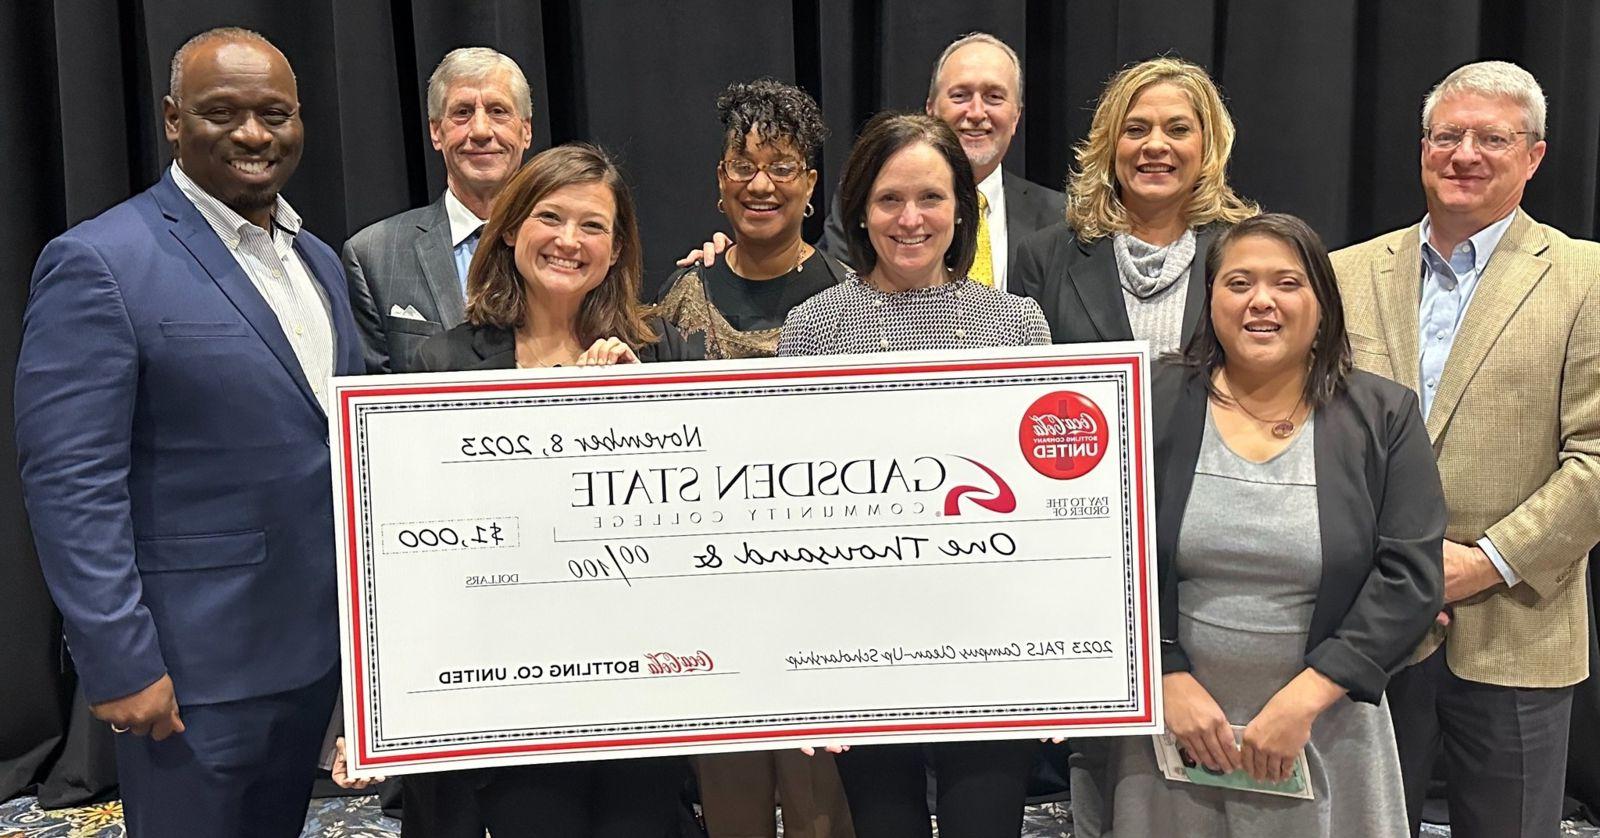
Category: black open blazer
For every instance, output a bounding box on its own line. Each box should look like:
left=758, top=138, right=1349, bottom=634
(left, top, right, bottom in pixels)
left=416, top=317, right=701, bottom=371
left=1152, top=362, right=1446, bottom=703
left=1013, top=223, right=1225, bottom=346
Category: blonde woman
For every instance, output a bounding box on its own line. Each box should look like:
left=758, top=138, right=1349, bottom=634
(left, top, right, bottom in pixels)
left=1012, top=56, right=1256, bottom=356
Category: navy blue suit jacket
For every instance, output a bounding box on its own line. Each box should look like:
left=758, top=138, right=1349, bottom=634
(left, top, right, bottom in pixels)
left=15, top=171, right=363, bottom=707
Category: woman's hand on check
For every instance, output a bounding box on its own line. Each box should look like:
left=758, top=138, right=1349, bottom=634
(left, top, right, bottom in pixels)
left=799, top=744, right=850, bottom=756
left=330, top=737, right=386, bottom=790
left=575, top=337, right=640, bottom=366
left=1162, top=671, right=1240, bottom=773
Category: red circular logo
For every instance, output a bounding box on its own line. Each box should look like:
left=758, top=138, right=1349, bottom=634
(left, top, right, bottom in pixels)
left=1019, top=391, right=1108, bottom=479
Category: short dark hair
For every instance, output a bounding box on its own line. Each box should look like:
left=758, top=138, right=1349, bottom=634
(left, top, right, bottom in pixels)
left=836, top=112, right=979, bottom=279
left=465, top=143, right=655, bottom=348
left=716, top=77, right=828, bottom=164
left=1175, top=213, right=1352, bottom=408
left=170, top=27, right=286, bottom=102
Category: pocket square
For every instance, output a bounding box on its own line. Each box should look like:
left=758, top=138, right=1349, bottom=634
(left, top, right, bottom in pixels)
left=389, top=304, right=426, bottom=321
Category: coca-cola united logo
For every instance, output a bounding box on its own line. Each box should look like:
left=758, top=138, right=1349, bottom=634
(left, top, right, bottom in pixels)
left=645, top=650, right=714, bottom=676
left=1019, top=391, right=1108, bottom=480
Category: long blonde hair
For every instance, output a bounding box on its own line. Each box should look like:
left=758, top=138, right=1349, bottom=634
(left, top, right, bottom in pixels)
left=1066, top=57, right=1257, bottom=241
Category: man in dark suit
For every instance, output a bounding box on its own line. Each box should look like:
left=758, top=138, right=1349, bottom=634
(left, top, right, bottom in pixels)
left=14, top=27, right=362, bottom=837
left=817, top=32, right=1065, bottom=291
left=342, top=48, right=533, bottom=372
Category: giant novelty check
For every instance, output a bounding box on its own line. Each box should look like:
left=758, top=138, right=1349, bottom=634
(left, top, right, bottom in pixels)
left=333, top=343, right=1160, bottom=776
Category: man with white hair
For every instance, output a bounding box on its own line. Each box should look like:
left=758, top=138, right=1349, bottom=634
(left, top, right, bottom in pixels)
left=818, top=32, right=1063, bottom=291
left=343, top=47, right=533, bottom=372
left=1331, top=60, right=1600, bottom=837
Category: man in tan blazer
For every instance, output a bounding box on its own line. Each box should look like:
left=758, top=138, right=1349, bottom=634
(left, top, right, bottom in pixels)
left=1331, top=61, right=1600, bottom=838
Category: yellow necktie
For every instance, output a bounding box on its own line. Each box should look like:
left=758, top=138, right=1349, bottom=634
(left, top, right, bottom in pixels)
left=971, top=191, right=993, bottom=287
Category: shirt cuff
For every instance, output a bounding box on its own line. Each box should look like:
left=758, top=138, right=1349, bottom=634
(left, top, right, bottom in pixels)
left=1477, top=536, right=1520, bottom=587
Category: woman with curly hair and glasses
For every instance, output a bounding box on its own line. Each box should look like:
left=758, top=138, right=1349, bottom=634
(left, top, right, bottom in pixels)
left=653, top=78, right=851, bottom=361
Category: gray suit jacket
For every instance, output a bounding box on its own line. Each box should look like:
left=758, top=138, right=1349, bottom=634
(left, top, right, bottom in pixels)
left=342, top=196, right=468, bottom=373
left=817, top=170, right=1065, bottom=290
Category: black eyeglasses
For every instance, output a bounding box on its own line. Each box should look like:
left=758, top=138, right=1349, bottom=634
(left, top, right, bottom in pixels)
left=719, top=158, right=807, bottom=183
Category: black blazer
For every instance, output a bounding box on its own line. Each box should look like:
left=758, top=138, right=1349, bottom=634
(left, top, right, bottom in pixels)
left=817, top=170, right=1066, bottom=284
left=1153, top=363, right=1446, bottom=704
left=415, top=317, right=701, bottom=371
left=1012, top=223, right=1224, bottom=346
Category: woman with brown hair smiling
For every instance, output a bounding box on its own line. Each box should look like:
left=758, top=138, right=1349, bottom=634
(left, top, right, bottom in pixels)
left=417, top=143, right=695, bottom=371
left=778, top=111, right=1047, bottom=838
left=337, top=143, right=696, bottom=837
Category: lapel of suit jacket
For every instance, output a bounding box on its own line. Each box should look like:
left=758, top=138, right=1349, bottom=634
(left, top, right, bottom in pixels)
left=155, top=174, right=325, bottom=419
left=1374, top=226, right=1423, bottom=395
left=1179, top=225, right=1219, bottom=347
left=416, top=197, right=467, bottom=326
left=1425, top=209, right=1549, bottom=441
left=1070, top=236, right=1135, bottom=340
left=1001, top=172, right=1028, bottom=262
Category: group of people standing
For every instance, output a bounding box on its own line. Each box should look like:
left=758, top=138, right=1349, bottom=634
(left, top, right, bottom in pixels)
left=13, top=21, right=1599, bottom=838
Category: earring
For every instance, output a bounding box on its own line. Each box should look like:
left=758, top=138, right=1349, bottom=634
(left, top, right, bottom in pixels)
left=717, top=198, right=725, bottom=214
left=804, top=203, right=815, bottom=218
left=956, top=217, right=963, bottom=225
left=858, top=220, right=866, bottom=228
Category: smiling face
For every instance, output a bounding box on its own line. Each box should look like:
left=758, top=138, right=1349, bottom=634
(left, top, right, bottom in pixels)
left=717, top=129, right=817, bottom=248
left=431, top=71, right=533, bottom=205
left=1421, top=92, right=1545, bottom=235
left=164, top=38, right=303, bottom=228
left=926, top=42, right=1020, bottom=181
left=1113, top=82, right=1203, bottom=223
left=504, top=181, right=619, bottom=306
left=1211, top=233, right=1321, bottom=376
left=865, top=141, right=957, bottom=288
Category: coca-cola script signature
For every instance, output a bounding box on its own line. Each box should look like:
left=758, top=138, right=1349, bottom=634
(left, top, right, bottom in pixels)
left=1027, top=412, right=1101, bottom=438
left=645, top=650, right=715, bottom=675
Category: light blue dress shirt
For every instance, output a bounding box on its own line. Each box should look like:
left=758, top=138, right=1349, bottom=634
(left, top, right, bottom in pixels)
left=1417, top=210, right=1520, bottom=586
left=453, top=231, right=480, bottom=293
left=443, top=189, right=485, bottom=295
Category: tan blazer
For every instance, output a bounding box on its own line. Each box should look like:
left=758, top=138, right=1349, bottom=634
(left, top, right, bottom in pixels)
left=1330, top=210, right=1600, bottom=688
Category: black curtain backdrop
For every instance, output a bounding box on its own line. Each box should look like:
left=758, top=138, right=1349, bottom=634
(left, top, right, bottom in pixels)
left=4, top=0, right=1599, bottom=807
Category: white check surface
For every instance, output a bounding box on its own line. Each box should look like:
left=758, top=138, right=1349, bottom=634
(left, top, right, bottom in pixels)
left=332, top=344, right=1161, bottom=776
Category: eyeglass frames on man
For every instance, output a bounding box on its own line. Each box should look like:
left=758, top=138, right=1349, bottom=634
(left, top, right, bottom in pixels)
left=1423, top=123, right=1537, bottom=153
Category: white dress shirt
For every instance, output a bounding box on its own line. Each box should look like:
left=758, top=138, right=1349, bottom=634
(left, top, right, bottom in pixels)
left=171, top=162, right=333, bottom=414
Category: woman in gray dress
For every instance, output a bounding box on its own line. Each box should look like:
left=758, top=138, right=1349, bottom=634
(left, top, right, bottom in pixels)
left=1105, top=213, right=1446, bottom=836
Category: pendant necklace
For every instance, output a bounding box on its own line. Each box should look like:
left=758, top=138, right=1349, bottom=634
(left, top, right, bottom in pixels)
left=1222, top=376, right=1303, bottom=439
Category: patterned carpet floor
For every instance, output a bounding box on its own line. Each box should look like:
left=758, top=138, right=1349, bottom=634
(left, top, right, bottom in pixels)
left=2, top=794, right=1597, bottom=837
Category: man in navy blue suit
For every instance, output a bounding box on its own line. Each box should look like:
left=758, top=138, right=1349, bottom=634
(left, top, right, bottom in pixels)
left=14, top=27, right=361, bottom=837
